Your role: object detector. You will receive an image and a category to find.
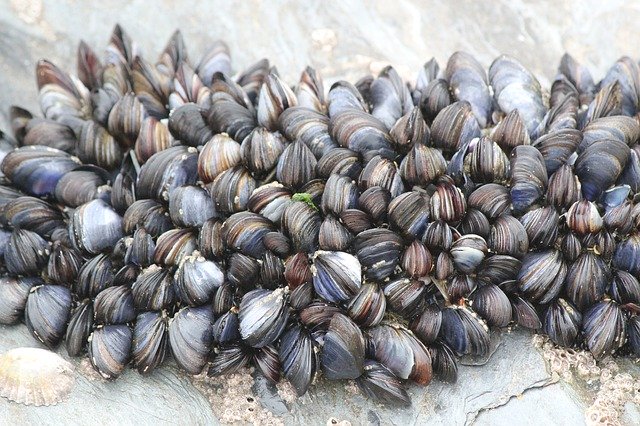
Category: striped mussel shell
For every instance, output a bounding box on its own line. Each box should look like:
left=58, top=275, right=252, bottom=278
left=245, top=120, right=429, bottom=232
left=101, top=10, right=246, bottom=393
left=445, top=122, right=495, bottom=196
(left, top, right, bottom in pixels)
left=168, top=103, right=213, bottom=147
left=321, top=313, right=365, bottom=380
left=1, top=146, right=81, bottom=198
left=311, top=250, right=361, bottom=303
left=174, top=253, right=224, bottom=306
left=582, top=300, right=626, bottom=359
left=0, top=277, right=41, bottom=325
left=132, top=310, right=169, bottom=374
left=257, top=73, right=297, bottom=131
left=367, top=323, right=432, bottom=384
left=240, top=127, right=286, bottom=179
left=238, top=287, right=289, bottom=348
left=353, top=228, right=404, bottom=281
left=517, top=249, right=567, bottom=304
left=543, top=298, right=582, bottom=348
left=88, top=324, right=132, bottom=379
left=430, top=101, right=480, bottom=153
left=137, top=145, right=199, bottom=201
left=169, top=305, right=213, bottom=374
left=197, top=133, right=242, bottom=184
left=134, top=117, right=176, bottom=164
left=168, top=185, right=217, bottom=228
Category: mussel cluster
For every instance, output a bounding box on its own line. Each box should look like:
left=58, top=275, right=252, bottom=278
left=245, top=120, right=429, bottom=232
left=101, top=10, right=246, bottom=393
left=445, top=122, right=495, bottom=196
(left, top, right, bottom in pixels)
left=2, top=25, right=640, bottom=407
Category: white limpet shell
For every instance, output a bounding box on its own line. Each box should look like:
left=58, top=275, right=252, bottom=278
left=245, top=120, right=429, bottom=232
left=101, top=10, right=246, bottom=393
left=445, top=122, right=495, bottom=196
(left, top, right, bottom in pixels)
left=0, top=347, right=75, bottom=406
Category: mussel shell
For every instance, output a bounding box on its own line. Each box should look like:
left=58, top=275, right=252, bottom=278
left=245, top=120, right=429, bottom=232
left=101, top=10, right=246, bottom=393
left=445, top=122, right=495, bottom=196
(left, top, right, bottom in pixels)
left=208, top=344, right=251, bottom=376
left=136, top=146, right=199, bottom=201
left=197, top=133, right=242, bottom=184
left=321, top=313, right=365, bottom=380
left=65, top=299, right=93, bottom=357
left=564, top=252, right=609, bottom=311
left=0, top=277, right=41, bottom=325
left=211, top=310, right=240, bottom=345
left=168, top=185, right=217, bottom=228
left=69, top=199, right=124, bottom=255
left=279, top=326, right=318, bottom=396
left=169, top=305, right=214, bottom=374
left=582, top=300, right=626, bottom=359
left=132, top=266, right=175, bottom=311
left=222, top=211, right=275, bottom=258
left=311, top=251, right=362, bottom=303
left=93, top=285, right=136, bottom=325
left=517, top=250, right=566, bottom=304
left=4, top=229, right=50, bottom=276
left=347, top=283, right=386, bottom=327
left=469, top=284, right=512, bottom=328
left=1, top=146, right=80, bottom=198
left=132, top=311, right=168, bottom=374
left=353, top=228, right=404, bottom=281
left=439, top=306, right=490, bottom=356
left=3, top=196, right=65, bottom=237
left=174, top=254, right=224, bottom=306
left=88, top=324, right=132, bottom=379
left=238, top=288, right=289, bottom=348
left=153, top=228, right=197, bottom=266
left=25, top=285, right=72, bottom=348
left=543, top=298, right=582, bottom=348
left=410, top=304, right=442, bottom=345
left=356, top=360, right=411, bottom=406
left=430, top=341, right=458, bottom=383
left=367, top=324, right=432, bottom=384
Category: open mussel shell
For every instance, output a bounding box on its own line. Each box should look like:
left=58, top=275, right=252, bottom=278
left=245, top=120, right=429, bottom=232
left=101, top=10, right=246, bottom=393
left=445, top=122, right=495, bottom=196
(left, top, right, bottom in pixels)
left=0, top=347, right=75, bottom=406
left=368, top=324, right=432, bottom=384
left=439, top=306, right=490, bottom=356
left=582, top=300, right=626, bottom=359
left=70, top=199, right=124, bottom=255
left=279, top=325, right=318, bottom=396
left=88, top=324, right=132, bottom=379
left=311, top=250, right=362, bottom=303
left=238, top=288, right=289, bottom=348
left=356, top=360, right=411, bottom=406
left=174, top=253, right=224, bottom=306
left=321, top=313, right=365, bottom=380
left=169, top=305, right=214, bottom=375
left=543, top=298, right=582, bottom=348
left=132, top=311, right=168, bottom=374
left=0, top=277, right=41, bottom=325
left=65, top=299, right=94, bottom=357
left=25, top=285, right=72, bottom=348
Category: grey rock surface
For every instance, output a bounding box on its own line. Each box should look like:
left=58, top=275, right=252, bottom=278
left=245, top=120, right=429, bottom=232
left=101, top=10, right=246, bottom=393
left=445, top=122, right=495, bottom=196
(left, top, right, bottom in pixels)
left=0, top=0, right=639, bottom=424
